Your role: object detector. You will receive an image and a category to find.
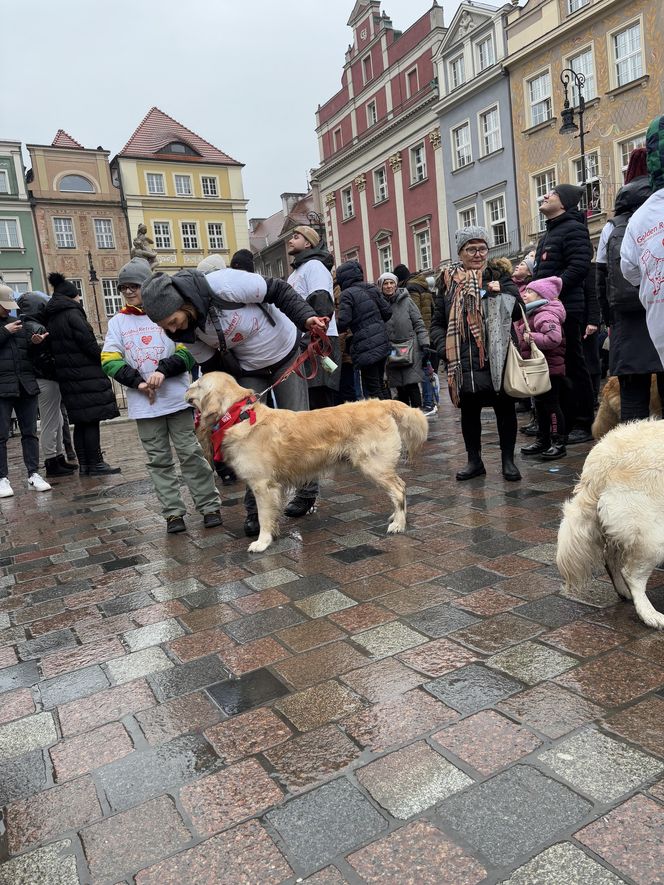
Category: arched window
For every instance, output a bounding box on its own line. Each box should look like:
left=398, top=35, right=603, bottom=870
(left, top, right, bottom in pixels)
left=59, top=174, right=95, bottom=193
left=163, top=141, right=199, bottom=156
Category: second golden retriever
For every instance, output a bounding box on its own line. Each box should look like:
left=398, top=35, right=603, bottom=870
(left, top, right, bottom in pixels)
left=186, top=372, right=429, bottom=552
left=592, top=374, right=662, bottom=439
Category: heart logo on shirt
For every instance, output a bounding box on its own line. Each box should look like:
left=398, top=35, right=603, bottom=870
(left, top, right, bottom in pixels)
left=141, top=336, right=152, bottom=344
left=231, top=332, right=244, bottom=343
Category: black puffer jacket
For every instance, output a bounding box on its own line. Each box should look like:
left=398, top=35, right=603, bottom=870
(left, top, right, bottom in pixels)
left=534, top=209, right=593, bottom=319
left=44, top=295, right=119, bottom=423
left=336, top=261, right=392, bottom=367
left=0, top=315, right=40, bottom=398
left=17, top=293, right=57, bottom=381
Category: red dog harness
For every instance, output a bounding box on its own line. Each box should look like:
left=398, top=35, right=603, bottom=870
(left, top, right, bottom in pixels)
left=203, top=395, right=257, bottom=461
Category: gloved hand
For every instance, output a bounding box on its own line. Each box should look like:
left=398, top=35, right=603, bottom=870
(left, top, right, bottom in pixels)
left=421, top=346, right=433, bottom=367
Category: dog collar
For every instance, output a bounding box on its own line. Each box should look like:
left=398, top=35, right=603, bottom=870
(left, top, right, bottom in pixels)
left=210, top=395, right=257, bottom=461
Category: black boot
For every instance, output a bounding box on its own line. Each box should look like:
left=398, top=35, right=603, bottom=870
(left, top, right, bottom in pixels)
left=284, top=495, right=316, bottom=518
left=539, top=435, right=567, bottom=461
left=520, top=439, right=548, bottom=456
left=87, top=451, right=121, bottom=476
left=501, top=452, right=522, bottom=482
left=45, top=456, right=75, bottom=477
left=79, top=462, right=90, bottom=476
left=456, top=454, right=486, bottom=481
left=59, top=453, right=78, bottom=470
left=215, top=459, right=237, bottom=485
left=244, top=514, right=260, bottom=538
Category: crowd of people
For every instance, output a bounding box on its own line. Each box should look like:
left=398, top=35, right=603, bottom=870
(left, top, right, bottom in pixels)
left=1, top=113, right=663, bottom=533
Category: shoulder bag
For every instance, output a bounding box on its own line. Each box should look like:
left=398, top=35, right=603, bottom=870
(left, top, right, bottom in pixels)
left=387, top=339, right=414, bottom=366
left=503, top=306, right=551, bottom=398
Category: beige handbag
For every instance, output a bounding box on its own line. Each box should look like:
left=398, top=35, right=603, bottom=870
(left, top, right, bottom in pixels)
left=503, top=306, right=551, bottom=398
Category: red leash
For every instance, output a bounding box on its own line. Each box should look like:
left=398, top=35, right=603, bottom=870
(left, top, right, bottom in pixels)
left=272, top=327, right=333, bottom=387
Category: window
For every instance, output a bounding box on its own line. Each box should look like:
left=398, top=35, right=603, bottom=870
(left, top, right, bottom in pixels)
left=374, top=167, right=388, bottom=203
left=265, top=263, right=272, bottom=278
left=146, top=173, right=165, bottom=195
left=362, top=54, right=373, bottom=84
left=568, top=0, right=589, bottom=12
left=0, top=170, right=9, bottom=193
left=276, top=258, right=284, bottom=278
left=70, top=279, right=84, bottom=299
left=366, top=100, right=378, bottom=127
left=476, top=35, right=495, bottom=71
left=450, top=55, right=465, bottom=89
left=377, top=240, right=392, bottom=274
left=53, top=217, right=75, bottom=248
left=163, top=142, right=198, bottom=156
left=410, top=143, right=427, bottom=183
left=415, top=229, right=432, bottom=270
left=0, top=218, right=20, bottom=248
left=458, top=206, right=477, bottom=229
left=102, top=279, right=124, bottom=318
left=333, top=127, right=343, bottom=152
left=569, top=47, right=596, bottom=100
left=613, top=22, right=643, bottom=86
left=93, top=219, right=114, bottom=249
left=406, top=67, right=419, bottom=97
left=486, top=196, right=508, bottom=246
left=452, top=123, right=472, bottom=169
left=619, top=133, right=646, bottom=172
left=479, top=107, right=501, bottom=155
left=201, top=176, right=218, bottom=197
left=6, top=281, right=30, bottom=294
left=58, top=174, right=94, bottom=193
left=341, top=187, right=354, bottom=219
left=207, top=222, right=225, bottom=250
left=533, top=168, right=557, bottom=231
left=528, top=71, right=552, bottom=126
left=153, top=221, right=171, bottom=249
left=574, top=150, right=602, bottom=217
left=180, top=222, right=199, bottom=249
left=174, top=174, right=192, bottom=196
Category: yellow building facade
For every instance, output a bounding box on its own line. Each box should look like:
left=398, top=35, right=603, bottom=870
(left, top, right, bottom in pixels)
left=504, top=0, right=664, bottom=247
left=112, top=107, right=249, bottom=271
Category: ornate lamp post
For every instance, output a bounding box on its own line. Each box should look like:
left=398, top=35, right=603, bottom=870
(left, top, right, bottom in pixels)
left=307, top=211, right=326, bottom=247
left=87, top=250, right=103, bottom=335
left=559, top=68, right=588, bottom=187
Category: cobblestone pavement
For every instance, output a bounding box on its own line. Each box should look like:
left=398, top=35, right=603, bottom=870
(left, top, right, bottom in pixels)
left=1, top=407, right=664, bottom=885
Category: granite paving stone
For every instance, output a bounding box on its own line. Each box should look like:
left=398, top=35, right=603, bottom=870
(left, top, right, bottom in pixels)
left=58, top=678, right=156, bottom=737
left=106, top=646, right=174, bottom=685
left=347, top=820, right=487, bottom=885
left=294, top=589, right=357, bottom=618
left=576, top=794, right=664, bottom=884
left=0, top=711, right=57, bottom=762
left=352, top=622, right=428, bottom=657
left=0, top=840, right=79, bottom=885
left=514, top=596, right=594, bottom=628
left=604, top=695, right=664, bottom=757
left=178, top=602, right=239, bottom=631
left=648, top=776, right=664, bottom=801
left=341, top=657, right=425, bottom=702
left=625, top=633, right=664, bottom=667
left=326, top=602, right=395, bottom=633
left=404, top=604, right=480, bottom=638
left=397, top=638, right=478, bottom=677
left=225, top=606, right=306, bottom=643
left=0, top=660, right=40, bottom=692
left=135, top=691, right=224, bottom=745
left=453, top=613, right=544, bottom=653
left=264, top=724, right=361, bottom=792
left=148, top=653, right=229, bottom=701
left=207, top=667, right=289, bottom=715
left=357, top=741, right=473, bottom=818
left=425, top=663, right=525, bottom=715
left=217, top=636, right=290, bottom=675
left=537, top=727, right=664, bottom=802
left=272, top=641, right=368, bottom=689
left=498, top=683, right=605, bottom=739
left=234, top=587, right=290, bottom=613
left=487, top=640, right=578, bottom=685
left=204, top=707, right=292, bottom=763
left=50, top=721, right=134, bottom=782
left=266, top=778, right=388, bottom=873
left=0, top=748, right=48, bottom=806
left=454, top=587, right=523, bottom=616
left=134, top=819, right=293, bottom=885
left=122, top=618, right=185, bottom=652
left=555, top=649, right=664, bottom=706
left=243, top=568, right=300, bottom=590
left=433, top=710, right=542, bottom=775
left=275, top=680, right=364, bottom=731
left=167, top=625, right=237, bottom=663
left=442, top=566, right=505, bottom=594
left=16, top=627, right=78, bottom=661
left=379, top=583, right=456, bottom=614
left=276, top=619, right=346, bottom=652
left=81, top=795, right=190, bottom=883
left=501, top=842, right=625, bottom=884
left=541, top=621, right=627, bottom=657
left=39, top=663, right=110, bottom=708
left=440, top=765, right=592, bottom=866
left=301, top=868, right=348, bottom=883
left=0, top=686, right=35, bottom=725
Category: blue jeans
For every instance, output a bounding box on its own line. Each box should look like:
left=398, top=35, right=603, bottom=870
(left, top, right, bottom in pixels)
left=422, top=353, right=440, bottom=409
left=0, top=393, right=39, bottom=478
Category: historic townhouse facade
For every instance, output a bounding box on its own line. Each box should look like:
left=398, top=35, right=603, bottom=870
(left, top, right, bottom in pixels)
left=504, top=0, right=664, bottom=248
left=0, top=140, right=43, bottom=294
left=250, top=192, right=317, bottom=280
left=310, top=0, right=449, bottom=280
left=111, top=107, right=249, bottom=274
left=434, top=2, right=521, bottom=259
left=27, top=130, right=130, bottom=334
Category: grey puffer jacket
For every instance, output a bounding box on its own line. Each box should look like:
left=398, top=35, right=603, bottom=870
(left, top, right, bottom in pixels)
left=385, top=288, right=429, bottom=386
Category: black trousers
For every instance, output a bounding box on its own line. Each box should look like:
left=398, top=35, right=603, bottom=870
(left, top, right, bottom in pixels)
left=534, top=376, right=567, bottom=445
left=73, top=420, right=101, bottom=465
left=459, top=390, right=517, bottom=457
left=360, top=359, right=389, bottom=399
left=396, top=384, right=422, bottom=408
left=563, top=316, right=595, bottom=431
left=619, top=373, right=664, bottom=422
left=0, top=394, right=39, bottom=477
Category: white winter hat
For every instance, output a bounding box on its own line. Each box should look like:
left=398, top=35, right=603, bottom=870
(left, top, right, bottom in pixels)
left=197, top=254, right=226, bottom=274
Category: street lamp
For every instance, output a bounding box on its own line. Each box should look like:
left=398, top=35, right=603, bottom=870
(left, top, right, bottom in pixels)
left=87, top=250, right=103, bottom=335
left=307, top=211, right=326, bottom=247
left=559, top=68, right=588, bottom=187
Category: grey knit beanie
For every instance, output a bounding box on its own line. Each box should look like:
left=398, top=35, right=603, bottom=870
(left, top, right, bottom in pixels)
left=118, top=257, right=153, bottom=287
left=377, top=272, right=398, bottom=288
left=455, top=226, right=490, bottom=254
left=140, top=273, right=185, bottom=323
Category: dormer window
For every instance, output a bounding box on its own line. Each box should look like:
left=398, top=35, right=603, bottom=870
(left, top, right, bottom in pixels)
left=163, top=141, right=199, bottom=156
left=476, top=35, right=495, bottom=72
left=59, top=174, right=94, bottom=193
left=450, top=55, right=465, bottom=89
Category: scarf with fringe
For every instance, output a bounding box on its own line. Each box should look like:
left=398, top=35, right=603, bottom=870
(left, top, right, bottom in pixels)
left=444, top=264, right=486, bottom=406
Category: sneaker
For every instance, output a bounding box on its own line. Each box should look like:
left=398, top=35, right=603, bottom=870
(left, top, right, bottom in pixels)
left=28, top=473, right=52, bottom=492
left=422, top=405, right=438, bottom=418
left=166, top=515, right=186, bottom=534
left=0, top=477, right=14, bottom=498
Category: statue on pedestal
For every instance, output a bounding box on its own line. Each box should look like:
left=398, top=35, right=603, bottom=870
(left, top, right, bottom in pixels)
left=131, top=224, right=157, bottom=266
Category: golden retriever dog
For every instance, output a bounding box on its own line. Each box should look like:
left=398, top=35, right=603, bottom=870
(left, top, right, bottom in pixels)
left=591, top=374, right=662, bottom=439
left=186, top=372, right=428, bottom=553
left=557, top=419, right=664, bottom=628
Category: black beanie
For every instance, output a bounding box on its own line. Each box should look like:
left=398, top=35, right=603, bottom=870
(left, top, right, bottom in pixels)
left=48, top=272, right=79, bottom=298
left=230, top=249, right=255, bottom=273
left=393, top=264, right=410, bottom=285
left=553, top=184, right=584, bottom=210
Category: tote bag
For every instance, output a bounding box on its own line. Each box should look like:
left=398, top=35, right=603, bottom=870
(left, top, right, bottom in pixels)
left=503, top=307, right=551, bottom=398
left=388, top=339, right=414, bottom=366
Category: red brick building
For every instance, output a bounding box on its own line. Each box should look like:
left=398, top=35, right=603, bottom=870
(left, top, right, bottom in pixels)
left=310, top=0, right=448, bottom=280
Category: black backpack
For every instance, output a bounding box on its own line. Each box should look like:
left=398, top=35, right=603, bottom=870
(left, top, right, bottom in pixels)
left=606, top=213, right=643, bottom=313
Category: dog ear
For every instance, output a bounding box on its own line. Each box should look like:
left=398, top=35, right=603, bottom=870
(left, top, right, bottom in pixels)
left=199, top=384, right=223, bottom=428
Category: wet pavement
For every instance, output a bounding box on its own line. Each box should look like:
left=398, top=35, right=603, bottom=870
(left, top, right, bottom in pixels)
left=1, top=408, right=664, bottom=885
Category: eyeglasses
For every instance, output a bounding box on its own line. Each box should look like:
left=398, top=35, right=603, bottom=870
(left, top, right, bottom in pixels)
left=118, top=284, right=140, bottom=293
left=462, top=246, right=489, bottom=256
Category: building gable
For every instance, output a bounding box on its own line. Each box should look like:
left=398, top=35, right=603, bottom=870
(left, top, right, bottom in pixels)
left=51, top=130, right=84, bottom=149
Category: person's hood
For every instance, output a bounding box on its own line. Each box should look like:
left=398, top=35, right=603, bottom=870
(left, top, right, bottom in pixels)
left=336, top=260, right=364, bottom=290
left=392, top=287, right=411, bottom=303
left=526, top=297, right=566, bottom=321
left=613, top=175, right=653, bottom=215
left=407, top=271, right=429, bottom=290
left=17, top=291, right=49, bottom=322
left=487, top=257, right=513, bottom=277
left=291, top=245, right=334, bottom=271
left=44, top=293, right=84, bottom=316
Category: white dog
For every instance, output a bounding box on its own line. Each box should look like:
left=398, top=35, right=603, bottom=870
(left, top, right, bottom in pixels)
left=557, top=419, right=664, bottom=629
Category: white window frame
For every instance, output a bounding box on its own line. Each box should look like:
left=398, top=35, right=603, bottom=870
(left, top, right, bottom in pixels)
left=53, top=217, right=76, bottom=249
left=366, top=100, right=378, bottom=127
left=457, top=205, right=477, bottom=230
left=207, top=221, right=226, bottom=250
left=571, top=149, right=602, bottom=218
left=532, top=167, right=557, bottom=232
left=0, top=217, right=22, bottom=249
left=527, top=69, right=552, bottom=127
left=362, top=54, right=373, bottom=84
left=153, top=221, right=172, bottom=249
left=102, top=279, right=124, bottom=318
left=373, top=166, right=388, bottom=203
left=341, top=186, right=354, bottom=220
left=610, top=19, right=644, bottom=88
left=344, top=248, right=360, bottom=262
left=276, top=258, right=284, bottom=278
left=174, top=174, right=193, bottom=196
left=414, top=227, right=432, bottom=271
left=478, top=105, right=501, bottom=156
left=93, top=218, right=115, bottom=250
left=145, top=172, right=165, bottom=195
left=484, top=194, right=508, bottom=247
left=568, top=45, right=596, bottom=101
left=410, top=142, right=427, bottom=184
left=332, top=127, right=343, bottom=152
left=568, top=0, right=589, bottom=13
left=180, top=221, right=199, bottom=250
left=449, top=54, right=465, bottom=89
left=617, top=132, right=646, bottom=174
left=406, top=66, right=419, bottom=98
left=451, top=121, right=472, bottom=170
left=0, top=170, right=9, bottom=194
left=376, top=239, right=392, bottom=274
left=476, top=34, right=495, bottom=72
left=201, top=175, right=218, bottom=197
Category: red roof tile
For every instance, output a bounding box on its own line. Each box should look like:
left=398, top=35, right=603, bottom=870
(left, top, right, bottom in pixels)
left=51, top=129, right=84, bottom=149
left=118, top=107, right=241, bottom=165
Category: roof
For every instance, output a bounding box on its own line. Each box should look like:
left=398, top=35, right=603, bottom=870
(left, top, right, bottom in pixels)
left=249, top=209, right=285, bottom=252
left=117, top=107, right=241, bottom=165
left=51, top=129, right=84, bottom=149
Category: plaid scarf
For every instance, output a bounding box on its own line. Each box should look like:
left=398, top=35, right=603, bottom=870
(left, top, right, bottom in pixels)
left=444, top=264, right=486, bottom=406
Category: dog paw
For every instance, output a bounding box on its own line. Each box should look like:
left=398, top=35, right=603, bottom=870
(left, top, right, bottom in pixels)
left=247, top=538, right=271, bottom=554
left=387, top=520, right=405, bottom=534
left=636, top=609, right=664, bottom=630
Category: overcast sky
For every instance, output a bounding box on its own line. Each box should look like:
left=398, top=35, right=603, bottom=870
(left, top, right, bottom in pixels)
left=3, top=0, right=460, bottom=218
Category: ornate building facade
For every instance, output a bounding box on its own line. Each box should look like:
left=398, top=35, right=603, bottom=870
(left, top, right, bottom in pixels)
left=310, top=0, right=449, bottom=278
left=0, top=140, right=43, bottom=294
left=250, top=192, right=318, bottom=280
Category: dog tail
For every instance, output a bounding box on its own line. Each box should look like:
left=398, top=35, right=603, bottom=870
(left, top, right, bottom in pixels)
left=385, top=401, right=429, bottom=461
left=556, top=484, right=604, bottom=592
